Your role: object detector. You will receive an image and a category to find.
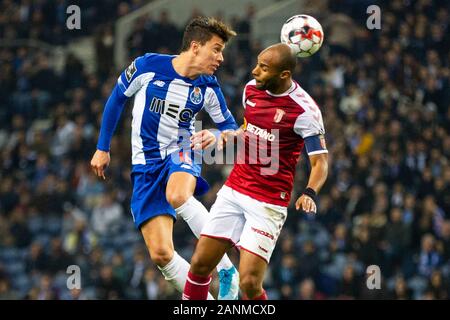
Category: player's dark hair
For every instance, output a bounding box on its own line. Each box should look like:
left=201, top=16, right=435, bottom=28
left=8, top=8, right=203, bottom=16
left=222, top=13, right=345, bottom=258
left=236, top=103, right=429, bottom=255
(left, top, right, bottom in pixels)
left=180, top=16, right=236, bottom=52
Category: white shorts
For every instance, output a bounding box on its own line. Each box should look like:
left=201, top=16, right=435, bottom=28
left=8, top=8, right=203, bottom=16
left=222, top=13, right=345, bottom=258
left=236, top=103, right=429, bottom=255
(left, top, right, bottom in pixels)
left=201, top=185, right=287, bottom=263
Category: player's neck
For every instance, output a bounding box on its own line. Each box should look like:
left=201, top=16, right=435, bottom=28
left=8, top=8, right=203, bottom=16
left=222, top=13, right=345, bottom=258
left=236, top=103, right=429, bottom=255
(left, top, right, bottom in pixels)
left=269, top=79, right=293, bottom=95
left=172, top=54, right=202, bottom=80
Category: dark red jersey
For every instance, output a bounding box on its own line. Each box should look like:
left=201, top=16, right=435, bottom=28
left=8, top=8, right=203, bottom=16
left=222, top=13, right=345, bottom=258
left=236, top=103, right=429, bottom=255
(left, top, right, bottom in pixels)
left=225, top=79, right=327, bottom=206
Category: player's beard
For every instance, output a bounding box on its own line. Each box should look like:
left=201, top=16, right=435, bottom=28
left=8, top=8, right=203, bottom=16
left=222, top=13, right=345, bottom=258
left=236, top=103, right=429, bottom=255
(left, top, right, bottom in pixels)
left=262, top=77, right=282, bottom=92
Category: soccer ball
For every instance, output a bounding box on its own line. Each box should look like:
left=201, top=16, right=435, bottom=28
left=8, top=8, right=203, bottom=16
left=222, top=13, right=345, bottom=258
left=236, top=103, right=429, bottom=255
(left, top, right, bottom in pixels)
left=280, top=14, right=324, bottom=58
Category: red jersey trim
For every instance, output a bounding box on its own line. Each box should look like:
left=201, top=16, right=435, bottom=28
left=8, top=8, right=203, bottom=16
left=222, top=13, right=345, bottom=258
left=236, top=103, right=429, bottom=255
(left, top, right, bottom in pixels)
left=238, top=246, right=269, bottom=264
left=200, top=234, right=237, bottom=247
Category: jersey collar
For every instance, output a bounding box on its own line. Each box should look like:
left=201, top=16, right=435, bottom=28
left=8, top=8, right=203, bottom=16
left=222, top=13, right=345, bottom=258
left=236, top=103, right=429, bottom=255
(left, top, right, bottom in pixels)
left=266, top=81, right=297, bottom=97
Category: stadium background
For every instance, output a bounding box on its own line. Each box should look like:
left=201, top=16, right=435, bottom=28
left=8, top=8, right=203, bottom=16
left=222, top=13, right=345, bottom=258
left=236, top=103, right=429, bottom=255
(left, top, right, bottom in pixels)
left=0, top=0, right=449, bottom=300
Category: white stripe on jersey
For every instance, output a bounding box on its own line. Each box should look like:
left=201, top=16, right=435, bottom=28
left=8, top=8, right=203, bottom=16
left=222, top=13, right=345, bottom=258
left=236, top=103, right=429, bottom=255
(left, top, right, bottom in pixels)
left=123, top=72, right=154, bottom=97
left=204, top=87, right=226, bottom=123
left=308, top=149, right=328, bottom=155
left=242, top=80, right=256, bottom=109
left=131, top=73, right=155, bottom=164
left=157, top=79, right=190, bottom=159
left=290, top=86, right=325, bottom=138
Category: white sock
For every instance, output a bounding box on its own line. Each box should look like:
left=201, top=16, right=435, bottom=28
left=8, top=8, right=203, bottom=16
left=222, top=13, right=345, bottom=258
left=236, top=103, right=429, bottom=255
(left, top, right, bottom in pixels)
left=157, top=251, right=214, bottom=300
left=175, top=196, right=234, bottom=272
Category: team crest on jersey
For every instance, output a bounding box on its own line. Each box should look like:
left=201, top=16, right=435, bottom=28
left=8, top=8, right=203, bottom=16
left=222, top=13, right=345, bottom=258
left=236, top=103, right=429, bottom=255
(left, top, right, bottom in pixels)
left=190, top=87, right=203, bottom=105
left=273, top=109, right=285, bottom=123
left=319, top=135, right=327, bottom=149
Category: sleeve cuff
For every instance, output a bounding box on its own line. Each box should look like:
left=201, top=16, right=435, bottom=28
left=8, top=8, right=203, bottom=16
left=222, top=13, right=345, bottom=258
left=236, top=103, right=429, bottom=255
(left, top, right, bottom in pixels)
left=96, top=144, right=110, bottom=152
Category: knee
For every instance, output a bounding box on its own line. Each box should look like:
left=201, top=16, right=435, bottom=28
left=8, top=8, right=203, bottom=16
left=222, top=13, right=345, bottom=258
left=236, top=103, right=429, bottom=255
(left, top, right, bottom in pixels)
left=148, top=245, right=174, bottom=267
left=166, top=191, right=191, bottom=209
left=240, top=274, right=263, bottom=298
left=189, top=253, right=214, bottom=277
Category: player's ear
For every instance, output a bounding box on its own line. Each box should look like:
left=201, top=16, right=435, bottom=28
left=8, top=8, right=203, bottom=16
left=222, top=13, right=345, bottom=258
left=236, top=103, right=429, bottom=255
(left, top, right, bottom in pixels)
left=280, top=70, right=291, bottom=80
left=191, top=41, right=200, bottom=55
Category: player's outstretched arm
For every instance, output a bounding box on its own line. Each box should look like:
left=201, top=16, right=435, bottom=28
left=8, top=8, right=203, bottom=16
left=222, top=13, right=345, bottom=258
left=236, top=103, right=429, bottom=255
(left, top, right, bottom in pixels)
left=295, top=153, right=328, bottom=213
left=91, top=55, right=149, bottom=179
left=91, top=84, right=128, bottom=179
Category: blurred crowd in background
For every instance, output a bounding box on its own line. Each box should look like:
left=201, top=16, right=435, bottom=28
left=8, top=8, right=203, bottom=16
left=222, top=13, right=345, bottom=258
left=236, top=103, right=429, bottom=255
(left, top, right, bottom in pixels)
left=0, top=0, right=449, bottom=300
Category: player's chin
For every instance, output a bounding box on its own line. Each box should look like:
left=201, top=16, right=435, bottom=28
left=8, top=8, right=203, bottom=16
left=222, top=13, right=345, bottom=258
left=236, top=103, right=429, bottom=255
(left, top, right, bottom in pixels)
left=207, top=66, right=218, bottom=75
left=254, top=81, right=266, bottom=90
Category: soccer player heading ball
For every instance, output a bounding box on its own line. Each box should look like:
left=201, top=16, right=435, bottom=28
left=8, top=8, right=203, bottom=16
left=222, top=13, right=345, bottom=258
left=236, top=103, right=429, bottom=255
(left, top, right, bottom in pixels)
left=183, top=43, right=329, bottom=300
left=90, top=17, right=240, bottom=300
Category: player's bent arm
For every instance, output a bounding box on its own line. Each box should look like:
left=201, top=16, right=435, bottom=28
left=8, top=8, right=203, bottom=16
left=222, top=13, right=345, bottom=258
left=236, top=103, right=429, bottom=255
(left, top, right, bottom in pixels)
left=204, top=84, right=239, bottom=132
left=203, top=84, right=239, bottom=150
left=306, top=153, right=328, bottom=194
left=295, top=132, right=328, bottom=212
left=295, top=153, right=328, bottom=212
left=303, top=134, right=328, bottom=193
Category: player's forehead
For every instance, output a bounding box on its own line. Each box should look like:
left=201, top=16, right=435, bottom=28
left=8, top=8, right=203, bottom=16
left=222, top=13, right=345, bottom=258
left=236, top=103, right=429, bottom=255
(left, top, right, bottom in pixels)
left=204, top=34, right=225, bottom=48
left=257, top=49, right=278, bottom=68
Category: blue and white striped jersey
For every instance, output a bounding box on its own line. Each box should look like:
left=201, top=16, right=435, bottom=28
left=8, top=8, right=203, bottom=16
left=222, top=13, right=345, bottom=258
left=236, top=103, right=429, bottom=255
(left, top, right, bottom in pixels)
left=97, top=53, right=238, bottom=164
